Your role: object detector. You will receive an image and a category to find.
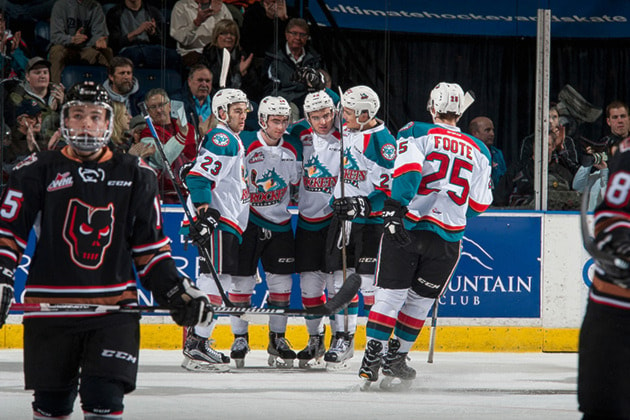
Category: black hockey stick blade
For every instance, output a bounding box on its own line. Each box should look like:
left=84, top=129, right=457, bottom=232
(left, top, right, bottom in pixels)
left=309, top=272, right=361, bottom=315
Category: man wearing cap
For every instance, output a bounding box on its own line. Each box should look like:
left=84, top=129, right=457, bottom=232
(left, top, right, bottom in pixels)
left=49, top=0, right=113, bottom=84
left=2, top=98, right=44, bottom=171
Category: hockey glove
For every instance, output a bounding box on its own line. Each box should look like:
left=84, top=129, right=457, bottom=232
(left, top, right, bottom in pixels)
left=167, top=278, right=214, bottom=327
left=189, top=207, right=221, bottom=247
left=594, top=223, right=630, bottom=287
left=0, top=267, right=15, bottom=328
left=382, top=199, right=412, bottom=247
left=332, top=196, right=371, bottom=220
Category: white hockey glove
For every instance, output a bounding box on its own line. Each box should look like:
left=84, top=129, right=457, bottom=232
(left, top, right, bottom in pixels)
left=167, top=278, right=213, bottom=327
left=188, top=207, right=220, bottom=247
left=332, top=196, right=371, bottom=220
left=594, top=223, right=630, bottom=287
left=0, top=266, right=15, bottom=328
left=382, top=199, right=412, bottom=247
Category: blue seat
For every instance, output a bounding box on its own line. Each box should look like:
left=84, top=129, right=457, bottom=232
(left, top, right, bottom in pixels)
left=135, top=68, right=182, bottom=96
left=33, top=21, right=51, bottom=57
left=61, top=65, right=108, bottom=89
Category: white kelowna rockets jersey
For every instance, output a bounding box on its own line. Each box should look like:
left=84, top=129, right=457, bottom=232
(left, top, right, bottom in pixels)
left=186, top=122, right=250, bottom=238
left=297, top=126, right=341, bottom=231
left=394, top=121, right=493, bottom=241
left=333, top=121, right=397, bottom=224
left=240, top=130, right=301, bottom=231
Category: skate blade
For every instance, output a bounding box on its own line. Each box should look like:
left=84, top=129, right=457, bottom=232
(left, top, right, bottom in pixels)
left=379, top=376, right=413, bottom=391
left=267, top=355, right=295, bottom=368
left=181, top=357, right=230, bottom=372
left=360, top=379, right=377, bottom=392
left=234, top=358, right=245, bottom=369
left=325, top=361, right=350, bottom=371
left=298, top=356, right=325, bottom=369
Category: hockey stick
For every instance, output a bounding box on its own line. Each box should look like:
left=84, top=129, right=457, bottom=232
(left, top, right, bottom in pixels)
left=11, top=274, right=361, bottom=317
left=337, top=86, right=350, bottom=334
left=140, top=105, right=233, bottom=307
left=427, top=299, right=439, bottom=363
left=461, top=90, right=475, bottom=115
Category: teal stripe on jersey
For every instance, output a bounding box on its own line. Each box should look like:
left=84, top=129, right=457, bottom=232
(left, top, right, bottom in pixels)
left=249, top=211, right=292, bottom=232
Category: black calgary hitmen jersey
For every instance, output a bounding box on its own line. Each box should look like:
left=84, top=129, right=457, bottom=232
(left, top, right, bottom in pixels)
left=0, top=147, right=183, bottom=318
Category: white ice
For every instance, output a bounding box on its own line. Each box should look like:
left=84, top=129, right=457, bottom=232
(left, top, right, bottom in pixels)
left=0, top=350, right=579, bottom=419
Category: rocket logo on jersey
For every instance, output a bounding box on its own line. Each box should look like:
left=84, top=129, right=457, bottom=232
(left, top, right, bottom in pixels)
left=303, top=155, right=336, bottom=193
left=342, top=146, right=366, bottom=187
left=62, top=199, right=115, bottom=270
left=250, top=168, right=287, bottom=206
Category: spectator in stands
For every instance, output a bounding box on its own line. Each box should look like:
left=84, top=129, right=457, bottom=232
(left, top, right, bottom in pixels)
left=170, top=0, right=233, bottom=67
left=0, top=11, right=29, bottom=79
left=6, top=57, right=64, bottom=139
left=263, top=18, right=325, bottom=118
left=106, top=0, right=180, bottom=69
left=171, top=63, right=216, bottom=136
left=519, top=104, right=580, bottom=176
left=126, top=114, right=155, bottom=159
left=2, top=98, right=45, bottom=172
left=109, top=101, right=132, bottom=153
left=140, top=88, right=197, bottom=203
left=600, top=100, right=630, bottom=147
left=101, top=56, right=143, bottom=116
left=572, top=136, right=615, bottom=211
left=241, top=0, right=296, bottom=70
left=469, top=116, right=506, bottom=189
left=201, top=19, right=261, bottom=100
left=49, top=0, right=113, bottom=84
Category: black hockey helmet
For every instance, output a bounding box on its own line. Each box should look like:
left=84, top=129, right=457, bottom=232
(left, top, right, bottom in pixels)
left=61, top=81, right=113, bottom=153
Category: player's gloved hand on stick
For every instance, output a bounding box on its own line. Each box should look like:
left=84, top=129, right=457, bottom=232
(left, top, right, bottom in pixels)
left=0, top=266, right=15, bottom=328
left=382, top=199, right=411, bottom=247
left=594, top=223, right=630, bottom=287
left=167, top=278, right=213, bottom=327
left=188, top=206, right=220, bottom=247
left=332, top=196, right=371, bottom=220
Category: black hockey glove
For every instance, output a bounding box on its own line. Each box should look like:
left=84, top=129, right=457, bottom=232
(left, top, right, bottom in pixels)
left=382, top=199, right=411, bottom=247
left=332, top=196, right=371, bottom=220
left=166, top=278, right=214, bottom=327
left=188, top=207, right=221, bottom=247
left=0, top=266, right=15, bottom=328
left=594, top=223, right=630, bottom=287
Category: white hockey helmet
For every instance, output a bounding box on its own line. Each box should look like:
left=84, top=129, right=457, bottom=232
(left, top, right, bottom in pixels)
left=303, top=90, right=335, bottom=116
left=341, top=85, right=380, bottom=121
left=258, top=95, right=291, bottom=130
left=61, top=81, right=113, bottom=153
left=429, top=82, right=465, bottom=117
left=212, top=88, right=250, bottom=123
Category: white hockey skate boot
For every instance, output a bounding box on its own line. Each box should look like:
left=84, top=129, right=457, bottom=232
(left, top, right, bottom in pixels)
left=380, top=338, right=416, bottom=391
left=359, top=339, right=383, bottom=386
left=324, top=332, right=354, bottom=368
left=296, top=331, right=326, bottom=368
left=230, top=333, right=250, bottom=368
left=267, top=331, right=297, bottom=368
left=182, top=328, right=230, bottom=372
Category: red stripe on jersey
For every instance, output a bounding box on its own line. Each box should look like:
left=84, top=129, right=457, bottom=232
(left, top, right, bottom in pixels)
left=302, top=295, right=326, bottom=308
left=299, top=213, right=333, bottom=224
left=397, top=311, right=424, bottom=329
left=394, top=162, right=422, bottom=178
left=362, top=133, right=371, bottom=151
left=427, top=127, right=481, bottom=152
left=221, top=217, right=244, bottom=235
left=405, top=213, right=465, bottom=232
left=468, top=199, right=490, bottom=213
left=25, top=279, right=137, bottom=292
left=246, top=139, right=264, bottom=155
left=368, top=311, right=397, bottom=328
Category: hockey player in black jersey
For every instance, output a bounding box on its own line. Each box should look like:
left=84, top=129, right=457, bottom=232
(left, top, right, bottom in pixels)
left=0, top=81, right=213, bottom=419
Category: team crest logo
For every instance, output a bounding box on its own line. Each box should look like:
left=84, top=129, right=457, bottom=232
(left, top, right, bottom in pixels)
left=381, top=143, right=396, bottom=161
left=47, top=172, right=73, bottom=192
left=62, top=199, right=115, bottom=270
left=250, top=168, right=287, bottom=206
left=212, top=132, right=230, bottom=147
left=78, top=167, right=105, bottom=183
left=303, top=156, right=336, bottom=193
left=343, top=147, right=366, bottom=188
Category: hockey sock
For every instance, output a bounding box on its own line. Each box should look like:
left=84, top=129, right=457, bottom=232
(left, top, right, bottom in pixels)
left=359, top=273, right=376, bottom=316
left=300, top=271, right=328, bottom=334
left=365, top=287, right=408, bottom=341
left=394, top=290, right=435, bottom=353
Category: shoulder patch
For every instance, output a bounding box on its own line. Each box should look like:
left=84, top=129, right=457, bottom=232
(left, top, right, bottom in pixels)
left=619, top=137, right=630, bottom=153
left=212, top=132, right=231, bottom=147
left=13, top=154, right=38, bottom=171
left=381, top=143, right=397, bottom=161
left=399, top=121, right=415, bottom=132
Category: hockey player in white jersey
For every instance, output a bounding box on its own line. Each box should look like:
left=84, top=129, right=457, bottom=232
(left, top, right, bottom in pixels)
left=293, top=90, right=342, bottom=367
left=228, top=96, right=302, bottom=367
left=181, top=88, right=251, bottom=371
left=359, top=82, right=492, bottom=389
left=325, top=85, right=397, bottom=367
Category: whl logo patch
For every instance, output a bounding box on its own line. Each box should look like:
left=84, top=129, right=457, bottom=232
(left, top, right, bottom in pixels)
left=47, top=172, right=73, bottom=192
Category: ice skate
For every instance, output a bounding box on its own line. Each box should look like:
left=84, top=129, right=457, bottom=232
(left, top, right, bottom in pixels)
left=324, top=332, right=354, bottom=369
left=380, top=338, right=415, bottom=391
left=267, top=331, right=296, bottom=368
left=359, top=339, right=383, bottom=391
left=230, top=334, right=250, bottom=368
left=297, top=331, right=326, bottom=368
left=182, top=329, right=230, bottom=372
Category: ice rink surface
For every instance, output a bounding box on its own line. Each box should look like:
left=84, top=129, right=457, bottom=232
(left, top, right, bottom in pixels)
left=0, top=349, right=580, bottom=419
